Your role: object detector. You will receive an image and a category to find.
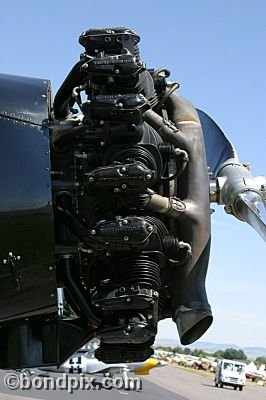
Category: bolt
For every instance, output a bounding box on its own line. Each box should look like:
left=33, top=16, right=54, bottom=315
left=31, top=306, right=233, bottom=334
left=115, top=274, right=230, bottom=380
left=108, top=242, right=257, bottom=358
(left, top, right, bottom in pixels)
left=123, top=235, right=129, bottom=242
left=114, top=69, right=120, bottom=74
left=100, top=141, right=105, bottom=147
left=224, top=205, right=232, bottom=214
left=88, top=176, right=94, bottom=183
left=49, top=266, right=53, bottom=271
left=90, top=229, right=96, bottom=235
left=122, top=219, right=128, bottom=225
left=153, top=291, right=159, bottom=297
left=121, top=184, right=127, bottom=189
left=107, top=77, right=114, bottom=84
left=17, top=256, right=21, bottom=261
left=147, top=225, right=153, bottom=232
left=3, top=260, right=7, bottom=264
left=120, top=167, right=127, bottom=173
left=8, top=252, right=13, bottom=257
left=146, top=173, right=152, bottom=180
left=126, top=297, right=131, bottom=303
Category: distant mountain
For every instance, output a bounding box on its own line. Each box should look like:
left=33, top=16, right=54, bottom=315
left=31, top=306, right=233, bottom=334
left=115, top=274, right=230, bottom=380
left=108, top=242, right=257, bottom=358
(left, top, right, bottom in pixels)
left=188, top=341, right=240, bottom=352
left=154, top=338, right=266, bottom=359
left=242, top=347, right=266, bottom=358
left=154, top=337, right=180, bottom=348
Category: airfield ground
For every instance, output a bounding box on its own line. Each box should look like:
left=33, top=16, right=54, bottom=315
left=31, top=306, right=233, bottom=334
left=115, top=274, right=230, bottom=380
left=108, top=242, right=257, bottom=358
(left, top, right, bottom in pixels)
left=0, top=365, right=265, bottom=400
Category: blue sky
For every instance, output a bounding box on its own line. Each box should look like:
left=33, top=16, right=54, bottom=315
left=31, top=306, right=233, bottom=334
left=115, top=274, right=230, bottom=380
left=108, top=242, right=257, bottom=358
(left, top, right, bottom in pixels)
left=1, top=1, right=265, bottom=348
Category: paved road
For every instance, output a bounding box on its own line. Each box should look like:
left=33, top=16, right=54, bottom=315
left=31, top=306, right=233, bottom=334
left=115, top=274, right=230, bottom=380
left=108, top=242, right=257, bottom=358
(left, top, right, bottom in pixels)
left=144, top=366, right=266, bottom=400
left=0, top=368, right=187, bottom=400
left=0, top=366, right=265, bottom=400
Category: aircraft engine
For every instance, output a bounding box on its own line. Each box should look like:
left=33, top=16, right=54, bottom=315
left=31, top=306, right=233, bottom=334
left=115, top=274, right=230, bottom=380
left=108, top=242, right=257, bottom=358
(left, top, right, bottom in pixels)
left=2, top=27, right=264, bottom=368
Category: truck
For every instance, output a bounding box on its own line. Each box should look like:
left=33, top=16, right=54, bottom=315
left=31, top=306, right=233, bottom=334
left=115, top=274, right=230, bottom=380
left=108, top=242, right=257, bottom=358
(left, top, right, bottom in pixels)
left=215, top=359, right=246, bottom=391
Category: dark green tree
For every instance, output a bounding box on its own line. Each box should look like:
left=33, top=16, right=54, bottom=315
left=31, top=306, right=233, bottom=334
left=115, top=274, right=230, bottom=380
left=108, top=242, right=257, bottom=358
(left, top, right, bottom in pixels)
left=213, top=350, right=225, bottom=359
left=191, top=348, right=207, bottom=358
left=216, top=348, right=247, bottom=361
left=173, top=346, right=184, bottom=354
left=155, top=346, right=173, bottom=352
left=255, top=356, right=266, bottom=366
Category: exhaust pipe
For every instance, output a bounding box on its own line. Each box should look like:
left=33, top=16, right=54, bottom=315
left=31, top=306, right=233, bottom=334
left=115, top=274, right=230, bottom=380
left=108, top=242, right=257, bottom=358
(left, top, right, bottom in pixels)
left=167, top=93, right=213, bottom=345
left=53, top=61, right=84, bottom=120
left=145, top=93, right=213, bottom=345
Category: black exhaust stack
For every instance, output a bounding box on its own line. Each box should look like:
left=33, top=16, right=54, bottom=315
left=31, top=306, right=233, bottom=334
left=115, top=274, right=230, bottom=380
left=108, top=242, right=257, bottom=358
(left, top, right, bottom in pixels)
left=144, top=93, right=213, bottom=345
left=167, top=93, right=213, bottom=344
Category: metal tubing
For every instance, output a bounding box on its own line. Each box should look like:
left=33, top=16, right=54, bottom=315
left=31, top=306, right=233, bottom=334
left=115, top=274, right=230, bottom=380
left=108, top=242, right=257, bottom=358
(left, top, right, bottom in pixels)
left=57, top=256, right=100, bottom=327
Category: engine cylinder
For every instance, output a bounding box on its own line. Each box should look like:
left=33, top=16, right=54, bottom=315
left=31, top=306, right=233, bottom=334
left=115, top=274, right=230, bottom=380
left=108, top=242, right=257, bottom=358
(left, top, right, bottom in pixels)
left=114, top=253, right=161, bottom=289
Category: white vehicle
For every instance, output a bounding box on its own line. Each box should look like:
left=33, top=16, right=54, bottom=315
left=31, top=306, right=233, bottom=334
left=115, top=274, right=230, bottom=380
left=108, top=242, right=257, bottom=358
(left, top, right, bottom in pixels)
left=215, top=359, right=246, bottom=391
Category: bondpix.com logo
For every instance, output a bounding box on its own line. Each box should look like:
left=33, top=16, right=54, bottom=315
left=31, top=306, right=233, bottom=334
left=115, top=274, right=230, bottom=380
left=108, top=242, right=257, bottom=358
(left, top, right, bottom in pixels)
left=4, top=372, right=142, bottom=393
